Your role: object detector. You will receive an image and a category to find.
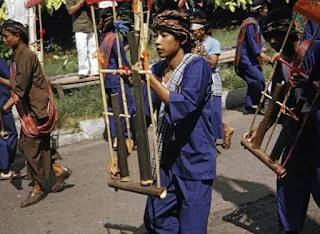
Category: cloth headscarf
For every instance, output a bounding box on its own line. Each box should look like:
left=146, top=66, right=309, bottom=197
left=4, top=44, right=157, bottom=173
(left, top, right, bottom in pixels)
left=152, top=10, right=190, bottom=40
left=1, top=20, right=28, bottom=44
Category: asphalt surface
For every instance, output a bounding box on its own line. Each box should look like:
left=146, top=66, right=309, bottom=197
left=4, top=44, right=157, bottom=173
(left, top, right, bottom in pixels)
left=1, top=109, right=319, bottom=234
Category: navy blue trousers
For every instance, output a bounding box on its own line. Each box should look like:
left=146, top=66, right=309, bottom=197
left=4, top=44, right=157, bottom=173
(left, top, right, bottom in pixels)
left=239, top=65, right=265, bottom=109
left=144, top=168, right=213, bottom=234
left=0, top=111, right=18, bottom=171
left=106, top=85, right=136, bottom=139
left=277, top=117, right=320, bottom=232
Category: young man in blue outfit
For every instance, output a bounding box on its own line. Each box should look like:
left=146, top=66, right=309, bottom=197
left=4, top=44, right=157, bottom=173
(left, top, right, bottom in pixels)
left=235, top=0, right=272, bottom=113
left=143, top=10, right=215, bottom=234
left=0, top=58, right=18, bottom=180
left=262, top=9, right=320, bottom=234
left=109, top=10, right=215, bottom=233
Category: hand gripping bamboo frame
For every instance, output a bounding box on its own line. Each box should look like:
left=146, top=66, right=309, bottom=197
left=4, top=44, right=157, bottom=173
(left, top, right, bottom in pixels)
left=87, top=0, right=167, bottom=199
left=241, top=0, right=320, bottom=178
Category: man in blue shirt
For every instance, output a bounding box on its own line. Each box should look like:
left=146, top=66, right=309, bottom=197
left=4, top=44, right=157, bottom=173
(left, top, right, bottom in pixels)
left=262, top=9, right=320, bottom=234
left=143, top=10, right=215, bottom=233
left=235, top=0, right=272, bottom=113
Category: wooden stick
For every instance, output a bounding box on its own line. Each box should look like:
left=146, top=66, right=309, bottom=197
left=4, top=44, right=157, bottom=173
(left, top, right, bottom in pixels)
left=90, top=5, right=115, bottom=168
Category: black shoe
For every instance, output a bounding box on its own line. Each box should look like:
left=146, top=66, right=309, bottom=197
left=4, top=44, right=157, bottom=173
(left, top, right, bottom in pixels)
left=21, top=190, right=46, bottom=208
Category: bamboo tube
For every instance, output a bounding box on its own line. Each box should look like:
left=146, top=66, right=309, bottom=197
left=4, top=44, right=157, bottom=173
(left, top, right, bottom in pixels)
left=90, top=6, right=115, bottom=167
left=112, top=2, right=136, bottom=181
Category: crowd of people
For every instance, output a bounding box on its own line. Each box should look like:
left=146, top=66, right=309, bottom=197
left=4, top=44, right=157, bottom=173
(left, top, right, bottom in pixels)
left=0, top=0, right=319, bottom=233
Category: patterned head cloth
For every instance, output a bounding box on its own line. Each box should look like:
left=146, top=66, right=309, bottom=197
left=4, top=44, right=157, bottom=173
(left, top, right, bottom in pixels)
left=1, top=20, right=28, bottom=44
left=152, top=10, right=190, bottom=40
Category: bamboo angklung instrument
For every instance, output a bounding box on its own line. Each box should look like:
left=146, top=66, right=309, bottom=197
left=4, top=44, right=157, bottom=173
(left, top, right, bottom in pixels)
left=242, top=0, right=320, bottom=177
left=86, top=0, right=166, bottom=198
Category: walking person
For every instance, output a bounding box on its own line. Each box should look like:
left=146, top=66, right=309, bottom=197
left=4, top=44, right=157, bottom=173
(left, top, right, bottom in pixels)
left=235, top=0, right=272, bottom=114
left=190, top=12, right=234, bottom=149
left=0, top=20, right=72, bottom=207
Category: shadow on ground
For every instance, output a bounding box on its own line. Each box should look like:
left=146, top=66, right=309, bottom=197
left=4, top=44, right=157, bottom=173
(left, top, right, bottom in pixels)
left=213, top=175, right=320, bottom=234
left=104, top=223, right=146, bottom=234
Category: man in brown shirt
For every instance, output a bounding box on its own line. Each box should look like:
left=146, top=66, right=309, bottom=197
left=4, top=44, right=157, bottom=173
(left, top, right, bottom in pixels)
left=66, top=0, right=99, bottom=78
left=0, top=20, right=72, bottom=208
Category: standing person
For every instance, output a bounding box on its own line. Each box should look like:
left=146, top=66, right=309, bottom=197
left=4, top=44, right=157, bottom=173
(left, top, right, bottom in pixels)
left=66, top=0, right=99, bottom=78
left=235, top=0, right=272, bottom=114
left=190, top=13, right=234, bottom=149
left=0, top=58, right=18, bottom=180
left=0, top=20, right=72, bottom=207
left=110, top=10, right=216, bottom=233
left=99, top=11, right=135, bottom=150
left=261, top=9, right=320, bottom=234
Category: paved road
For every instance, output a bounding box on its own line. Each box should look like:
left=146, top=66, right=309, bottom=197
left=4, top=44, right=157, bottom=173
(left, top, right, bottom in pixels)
left=1, top=109, right=319, bottom=234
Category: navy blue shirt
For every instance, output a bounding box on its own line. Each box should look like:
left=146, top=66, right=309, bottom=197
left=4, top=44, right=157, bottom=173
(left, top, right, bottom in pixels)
left=145, top=56, right=216, bottom=180
left=239, top=24, right=263, bottom=67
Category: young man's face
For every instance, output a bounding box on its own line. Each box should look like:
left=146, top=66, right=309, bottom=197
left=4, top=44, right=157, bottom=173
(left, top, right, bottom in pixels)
left=154, top=31, right=182, bottom=58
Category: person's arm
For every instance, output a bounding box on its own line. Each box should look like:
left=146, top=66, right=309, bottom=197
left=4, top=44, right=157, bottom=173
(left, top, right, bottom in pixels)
left=150, top=58, right=211, bottom=124
left=10, top=54, right=35, bottom=99
left=207, top=39, right=221, bottom=69
left=66, top=0, right=85, bottom=15
left=246, top=24, right=272, bottom=65
left=1, top=97, right=14, bottom=112
left=0, top=77, right=12, bottom=89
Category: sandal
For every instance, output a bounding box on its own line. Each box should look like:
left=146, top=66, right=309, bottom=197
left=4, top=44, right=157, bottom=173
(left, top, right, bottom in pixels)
left=0, top=170, right=13, bottom=180
left=222, top=125, right=234, bottom=149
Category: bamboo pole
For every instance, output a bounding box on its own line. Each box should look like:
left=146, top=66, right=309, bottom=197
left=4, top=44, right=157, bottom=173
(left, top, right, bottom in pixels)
left=38, top=4, right=44, bottom=68
left=89, top=5, right=115, bottom=169
left=111, top=2, right=136, bottom=182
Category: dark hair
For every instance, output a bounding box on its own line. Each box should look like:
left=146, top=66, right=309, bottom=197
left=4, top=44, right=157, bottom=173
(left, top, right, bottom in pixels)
left=1, top=20, right=28, bottom=44
left=262, top=7, right=299, bottom=42
left=99, top=8, right=115, bottom=33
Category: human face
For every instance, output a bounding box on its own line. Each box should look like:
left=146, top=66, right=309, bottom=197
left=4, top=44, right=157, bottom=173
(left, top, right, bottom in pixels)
left=191, top=28, right=204, bottom=41
left=2, top=29, right=20, bottom=49
left=260, top=6, right=268, bottom=17
left=153, top=31, right=182, bottom=58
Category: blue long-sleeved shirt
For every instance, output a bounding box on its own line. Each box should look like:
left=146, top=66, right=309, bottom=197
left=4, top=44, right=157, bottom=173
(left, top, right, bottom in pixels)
left=144, top=56, right=216, bottom=180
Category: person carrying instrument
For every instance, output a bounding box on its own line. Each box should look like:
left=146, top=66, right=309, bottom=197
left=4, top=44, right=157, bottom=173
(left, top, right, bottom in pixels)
left=235, top=0, right=272, bottom=114
left=190, top=10, right=235, bottom=149
left=0, top=20, right=72, bottom=207
left=142, top=10, right=215, bottom=233
left=261, top=8, right=320, bottom=234
left=0, top=57, right=18, bottom=180
left=99, top=10, right=136, bottom=151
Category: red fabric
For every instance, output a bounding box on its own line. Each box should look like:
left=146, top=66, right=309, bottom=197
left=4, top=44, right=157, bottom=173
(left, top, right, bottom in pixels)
left=10, top=63, right=58, bottom=138
left=100, top=32, right=116, bottom=71
left=26, top=0, right=41, bottom=8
